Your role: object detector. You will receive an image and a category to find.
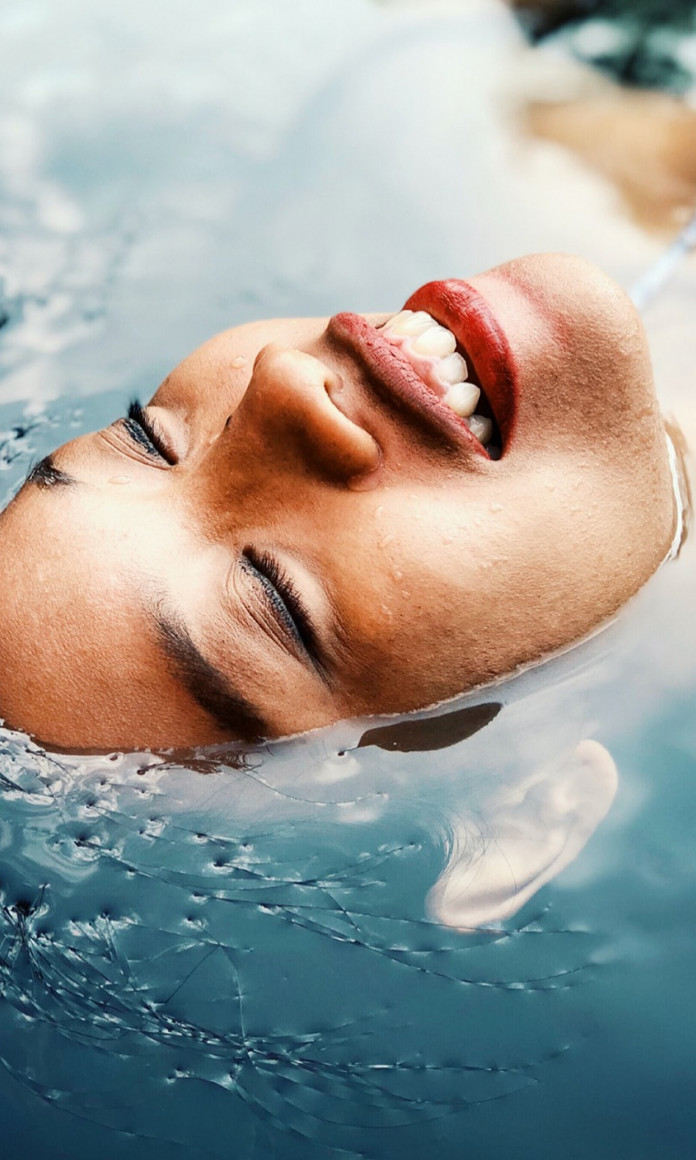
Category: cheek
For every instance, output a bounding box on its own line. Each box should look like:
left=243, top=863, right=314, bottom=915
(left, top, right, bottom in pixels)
left=151, top=333, right=252, bottom=436
left=359, top=472, right=618, bottom=702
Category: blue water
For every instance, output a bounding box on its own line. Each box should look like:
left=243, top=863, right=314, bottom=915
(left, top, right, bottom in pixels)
left=1, top=2, right=695, bottom=1157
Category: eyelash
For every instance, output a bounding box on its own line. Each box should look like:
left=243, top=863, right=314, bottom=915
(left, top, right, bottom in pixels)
left=123, top=398, right=176, bottom=464
left=243, top=547, right=319, bottom=662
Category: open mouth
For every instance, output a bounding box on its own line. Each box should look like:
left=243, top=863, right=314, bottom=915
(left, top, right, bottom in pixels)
left=376, top=308, right=502, bottom=457
left=328, top=279, right=516, bottom=460
left=403, top=278, right=518, bottom=457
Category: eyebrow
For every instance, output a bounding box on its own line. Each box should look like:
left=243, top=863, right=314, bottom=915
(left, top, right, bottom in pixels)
left=20, top=454, right=269, bottom=741
left=154, top=607, right=267, bottom=743
left=24, top=454, right=77, bottom=489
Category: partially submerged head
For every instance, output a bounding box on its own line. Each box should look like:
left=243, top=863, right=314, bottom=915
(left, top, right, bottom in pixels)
left=0, top=253, right=676, bottom=750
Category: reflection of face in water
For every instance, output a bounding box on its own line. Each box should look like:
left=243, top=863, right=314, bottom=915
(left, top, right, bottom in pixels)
left=0, top=253, right=676, bottom=749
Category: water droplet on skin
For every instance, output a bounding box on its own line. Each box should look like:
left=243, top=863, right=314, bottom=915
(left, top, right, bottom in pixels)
left=108, top=475, right=131, bottom=485
left=231, top=356, right=246, bottom=369
left=490, top=502, right=503, bottom=512
left=374, top=505, right=385, bottom=519
left=379, top=533, right=395, bottom=549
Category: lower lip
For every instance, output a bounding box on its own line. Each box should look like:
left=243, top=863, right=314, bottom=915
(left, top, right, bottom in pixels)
left=328, top=279, right=518, bottom=455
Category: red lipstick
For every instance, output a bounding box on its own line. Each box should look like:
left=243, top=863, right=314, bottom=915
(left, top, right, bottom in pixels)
left=404, top=279, right=518, bottom=446
left=328, top=279, right=518, bottom=457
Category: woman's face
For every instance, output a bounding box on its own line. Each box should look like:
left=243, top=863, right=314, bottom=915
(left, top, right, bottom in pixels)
left=0, top=253, right=676, bottom=749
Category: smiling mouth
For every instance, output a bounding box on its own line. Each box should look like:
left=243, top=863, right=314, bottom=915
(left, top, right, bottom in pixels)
left=376, top=308, right=501, bottom=456
left=328, top=279, right=517, bottom=458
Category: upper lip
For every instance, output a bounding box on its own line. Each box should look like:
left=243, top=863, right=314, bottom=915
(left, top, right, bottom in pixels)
left=327, top=279, right=518, bottom=458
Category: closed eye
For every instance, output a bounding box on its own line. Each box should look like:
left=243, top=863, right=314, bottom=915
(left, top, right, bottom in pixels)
left=122, top=398, right=177, bottom=465
left=242, top=546, right=325, bottom=671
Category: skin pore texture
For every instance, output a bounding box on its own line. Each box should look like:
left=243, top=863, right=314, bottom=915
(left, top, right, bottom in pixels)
left=0, top=253, right=677, bottom=751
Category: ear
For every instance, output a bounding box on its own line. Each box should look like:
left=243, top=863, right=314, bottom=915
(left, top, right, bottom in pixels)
left=427, top=740, right=618, bottom=929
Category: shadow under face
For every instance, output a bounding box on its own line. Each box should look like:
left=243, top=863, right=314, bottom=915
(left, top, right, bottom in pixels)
left=358, top=701, right=502, bottom=753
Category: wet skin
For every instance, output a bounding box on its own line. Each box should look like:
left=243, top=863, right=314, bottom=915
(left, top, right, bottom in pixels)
left=0, top=253, right=677, bottom=750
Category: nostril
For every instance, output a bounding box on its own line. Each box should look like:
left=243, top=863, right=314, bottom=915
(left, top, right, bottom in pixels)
left=321, top=393, right=382, bottom=485
left=324, top=370, right=345, bottom=400
left=231, top=344, right=382, bottom=485
left=347, top=450, right=383, bottom=492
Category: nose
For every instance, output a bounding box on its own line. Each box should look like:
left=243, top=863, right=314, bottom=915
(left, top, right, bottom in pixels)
left=231, top=344, right=381, bottom=485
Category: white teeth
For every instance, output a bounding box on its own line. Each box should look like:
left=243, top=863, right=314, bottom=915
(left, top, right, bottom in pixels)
left=380, top=317, right=498, bottom=450
left=469, top=414, right=493, bottom=444
left=384, top=309, right=434, bottom=336
left=411, top=325, right=457, bottom=358
left=435, top=351, right=468, bottom=385
left=443, top=382, right=480, bottom=418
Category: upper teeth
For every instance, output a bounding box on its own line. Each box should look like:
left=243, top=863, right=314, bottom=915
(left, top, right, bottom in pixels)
left=437, top=351, right=469, bottom=385
left=381, top=309, right=494, bottom=443
left=445, top=381, right=480, bottom=417
left=385, top=310, right=434, bottom=336
left=410, top=325, right=456, bottom=358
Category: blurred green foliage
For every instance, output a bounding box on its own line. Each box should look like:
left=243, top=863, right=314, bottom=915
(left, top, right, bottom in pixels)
left=513, top=0, right=696, bottom=90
